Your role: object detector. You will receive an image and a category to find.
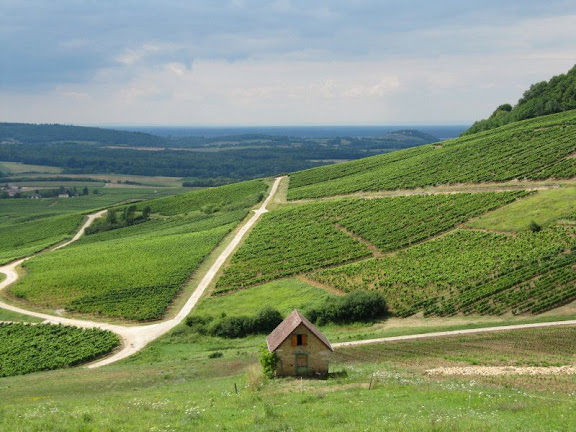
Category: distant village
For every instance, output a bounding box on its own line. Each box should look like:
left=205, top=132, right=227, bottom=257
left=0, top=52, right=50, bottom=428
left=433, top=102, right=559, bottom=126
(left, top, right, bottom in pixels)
left=1, top=184, right=98, bottom=199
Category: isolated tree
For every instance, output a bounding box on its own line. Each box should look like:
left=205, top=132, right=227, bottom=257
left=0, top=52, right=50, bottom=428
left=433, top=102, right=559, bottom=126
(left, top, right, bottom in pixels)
left=142, top=206, right=151, bottom=219
left=106, top=209, right=117, bottom=225
left=123, top=205, right=137, bottom=225
left=82, top=186, right=89, bottom=195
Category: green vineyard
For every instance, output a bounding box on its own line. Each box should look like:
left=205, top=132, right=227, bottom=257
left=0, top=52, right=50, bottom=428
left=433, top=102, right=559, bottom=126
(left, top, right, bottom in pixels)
left=288, top=110, right=576, bottom=199
left=0, top=323, right=119, bottom=377
left=309, top=225, right=576, bottom=317
left=9, top=181, right=268, bottom=321
left=215, top=191, right=523, bottom=293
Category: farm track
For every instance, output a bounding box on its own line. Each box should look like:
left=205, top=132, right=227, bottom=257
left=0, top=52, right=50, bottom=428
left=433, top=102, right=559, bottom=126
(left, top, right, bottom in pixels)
left=288, top=179, right=576, bottom=203
left=0, top=177, right=284, bottom=368
left=332, top=320, right=576, bottom=349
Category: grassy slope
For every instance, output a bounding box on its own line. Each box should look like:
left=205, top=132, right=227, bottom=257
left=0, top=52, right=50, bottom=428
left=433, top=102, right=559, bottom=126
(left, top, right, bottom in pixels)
left=288, top=110, right=576, bottom=199
left=468, top=187, right=576, bottom=231
left=0, top=187, right=185, bottom=264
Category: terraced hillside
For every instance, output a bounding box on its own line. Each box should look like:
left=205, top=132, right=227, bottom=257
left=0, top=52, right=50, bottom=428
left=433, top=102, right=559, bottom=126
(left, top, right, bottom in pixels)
left=287, top=110, right=576, bottom=200
left=216, top=111, right=576, bottom=317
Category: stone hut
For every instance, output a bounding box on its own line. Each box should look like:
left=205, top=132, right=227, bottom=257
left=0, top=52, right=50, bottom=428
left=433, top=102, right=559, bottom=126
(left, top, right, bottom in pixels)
left=266, top=309, right=333, bottom=377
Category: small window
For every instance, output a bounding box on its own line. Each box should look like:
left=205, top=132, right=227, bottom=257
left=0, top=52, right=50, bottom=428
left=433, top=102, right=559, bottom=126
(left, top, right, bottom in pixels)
left=292, top=334, right=307, bottom=346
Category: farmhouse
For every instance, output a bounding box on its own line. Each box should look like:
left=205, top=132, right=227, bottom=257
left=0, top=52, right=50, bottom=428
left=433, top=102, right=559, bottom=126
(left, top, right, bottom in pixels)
left=266, top=309, right=333, bottom=377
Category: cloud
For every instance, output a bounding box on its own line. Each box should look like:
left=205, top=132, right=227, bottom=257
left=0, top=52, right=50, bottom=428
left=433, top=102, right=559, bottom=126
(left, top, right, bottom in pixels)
left=1, top=1, right=575, bottom=124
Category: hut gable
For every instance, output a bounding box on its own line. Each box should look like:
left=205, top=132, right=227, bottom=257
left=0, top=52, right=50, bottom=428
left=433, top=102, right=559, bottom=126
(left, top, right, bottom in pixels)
left=266, top=309, right=333, bottom=377
left=266, top=309, right=333, bottom=352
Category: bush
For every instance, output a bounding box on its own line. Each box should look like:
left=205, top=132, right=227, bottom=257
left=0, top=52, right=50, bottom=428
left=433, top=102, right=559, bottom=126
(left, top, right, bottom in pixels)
left=260, top=346, right=278, bottom=379
left=529, top=220, right=542, bottom=232
left=253, top=306, right=283, bottom=333
left=305, top=291, right=388, bottom=325
left=186, top=306, right=284, bottom=339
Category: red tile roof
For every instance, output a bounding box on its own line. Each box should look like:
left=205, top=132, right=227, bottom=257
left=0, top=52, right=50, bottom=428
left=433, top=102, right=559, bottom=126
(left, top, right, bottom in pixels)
left=266, top=309, right=333, bottom=352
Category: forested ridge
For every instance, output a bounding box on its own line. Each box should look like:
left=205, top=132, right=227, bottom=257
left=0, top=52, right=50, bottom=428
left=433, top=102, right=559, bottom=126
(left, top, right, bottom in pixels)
left=464, top=64, right=576, bottom=135
left=0, top=123, right=439, bottom=180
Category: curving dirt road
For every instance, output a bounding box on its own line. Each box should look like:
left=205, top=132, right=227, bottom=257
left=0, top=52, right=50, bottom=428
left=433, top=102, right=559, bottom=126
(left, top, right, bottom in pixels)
left=0, top=177, right=284, bottom=368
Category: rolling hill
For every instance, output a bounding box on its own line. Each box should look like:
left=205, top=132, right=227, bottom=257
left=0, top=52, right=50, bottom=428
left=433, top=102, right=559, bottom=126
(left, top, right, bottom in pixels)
left=287, top=110, right=576, bottom=200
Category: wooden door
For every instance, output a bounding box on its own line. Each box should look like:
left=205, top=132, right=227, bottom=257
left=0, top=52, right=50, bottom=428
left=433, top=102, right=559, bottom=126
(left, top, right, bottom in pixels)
left=295, top=354, right=308, bottom=375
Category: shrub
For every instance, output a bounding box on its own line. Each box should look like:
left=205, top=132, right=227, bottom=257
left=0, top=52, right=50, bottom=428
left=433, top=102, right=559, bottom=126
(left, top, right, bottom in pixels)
left=253, top=306, right=283, bottom=333
left=529, top=220, right=542, bottom=232
left=305, top=291, right=388, bottom=325
left=186, top=306, right=284, bottom=339
left=260, top=346, right=278, bottom=379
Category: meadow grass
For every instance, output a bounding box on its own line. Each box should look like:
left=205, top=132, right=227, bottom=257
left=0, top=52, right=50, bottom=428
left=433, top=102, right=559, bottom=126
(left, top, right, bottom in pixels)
left=0, top=324, right=575, bottom=431
left=196, top=278, right=333, bottom=318
left=468, top=187, right=576, bottom=231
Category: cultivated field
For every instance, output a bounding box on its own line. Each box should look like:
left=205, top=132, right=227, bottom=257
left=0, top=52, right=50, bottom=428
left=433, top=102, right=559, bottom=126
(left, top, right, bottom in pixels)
left=6, top=181, right=268, bottom=321
left=288, top=110, right=576, bottom=199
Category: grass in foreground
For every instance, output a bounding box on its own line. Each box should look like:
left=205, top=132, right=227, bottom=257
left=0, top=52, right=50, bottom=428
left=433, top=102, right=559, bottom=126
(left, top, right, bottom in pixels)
left=0, top=324, right=575, bottom=431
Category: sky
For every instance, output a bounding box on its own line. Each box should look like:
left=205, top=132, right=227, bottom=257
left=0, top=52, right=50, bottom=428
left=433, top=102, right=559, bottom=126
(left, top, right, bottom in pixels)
left=1, top=0, right=575, bottom=126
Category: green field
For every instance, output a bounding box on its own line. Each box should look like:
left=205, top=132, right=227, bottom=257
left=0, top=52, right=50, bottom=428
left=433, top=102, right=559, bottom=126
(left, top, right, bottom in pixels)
left=194, top=278, right=333, bottom=318
left=215, top=192, right=526, bottom=293
left=8, top=181, right=268, bottom=321
left=468, top=187, right=576, bottom=231
left=0, top=187, right=187, bottom=265
left=288, top=110, right=576, bottom=199
left=0, top=323, right=119, bottom=377
left=0, top=160, right=62, bottom=174
left=0, top=213, right=85, bottom=264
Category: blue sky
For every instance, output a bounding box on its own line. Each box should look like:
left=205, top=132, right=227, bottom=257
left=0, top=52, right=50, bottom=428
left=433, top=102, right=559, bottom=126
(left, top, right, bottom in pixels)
left=1, top=0, right=575, bottom=125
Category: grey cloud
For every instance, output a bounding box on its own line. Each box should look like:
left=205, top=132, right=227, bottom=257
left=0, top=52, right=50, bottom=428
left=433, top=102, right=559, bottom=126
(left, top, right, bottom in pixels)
left=2, top=0, right=575, bottom=90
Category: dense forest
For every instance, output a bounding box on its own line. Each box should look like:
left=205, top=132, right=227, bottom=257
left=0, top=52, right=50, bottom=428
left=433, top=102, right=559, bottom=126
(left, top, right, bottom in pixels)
left=0, top=123, right=439, bottom=181
left=464, top=64, right=576, bottom=135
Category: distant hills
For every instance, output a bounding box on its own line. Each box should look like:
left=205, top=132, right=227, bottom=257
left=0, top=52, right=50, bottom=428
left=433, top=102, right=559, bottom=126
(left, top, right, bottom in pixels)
left=464, top=64, right=576, bottom=135
left=0, top=122, right=442, bottom=182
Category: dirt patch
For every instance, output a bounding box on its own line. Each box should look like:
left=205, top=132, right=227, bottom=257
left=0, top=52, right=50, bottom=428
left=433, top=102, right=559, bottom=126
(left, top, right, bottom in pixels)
left=295, top=275, right=346, bottom=296
left=334, top=223, right=383, bottom=258
left=426, top=366, right=576, bottom=376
